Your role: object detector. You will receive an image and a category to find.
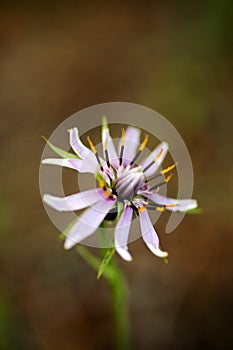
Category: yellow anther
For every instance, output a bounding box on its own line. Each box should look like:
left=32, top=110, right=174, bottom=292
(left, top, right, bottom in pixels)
left=98, top=178, right=105, bottom=188
left=160, top=163, right=177, bottom=175
left=138, top=206, right=146, bottom=213
left=165, top=203, right=177, bottom=208
left=121, top=128, right=126, bottom=146
left=103, top=189, right=111, bottom=198
left=139, top=135, right=149, bottom=151
left=154, top=148, right=163, bottom=162
left=165, top=173, right=173, bottom=183
left=156, top=207, right=166, bottom=212
left=87, top=136, right=97, bottom=154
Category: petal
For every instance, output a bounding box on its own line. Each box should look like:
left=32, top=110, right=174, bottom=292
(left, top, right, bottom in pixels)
left=43, top=188, right=105, bottom=212
left=42, top=158, right=77, bottom=170
left=68, top=156, right=99, bottom=174
left=141, top=142, right=169, bottom=177
left=68, top=128, right=90, bottom=159
left=119, top=126, right=141, bottom=165
left=139, top=209, right=168, bottom=258
left=42, top=157, right=99, bottom=174
left=144, top=192, right=198, bottom=212
left=64, top=196, right=116, bottom=249
left=102, top=117, right=118, bottom=161
left=114, top=204, right=133, bottom=262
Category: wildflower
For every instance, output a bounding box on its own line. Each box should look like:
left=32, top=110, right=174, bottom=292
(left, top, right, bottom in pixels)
left=42, top=118, right=198, bottom=261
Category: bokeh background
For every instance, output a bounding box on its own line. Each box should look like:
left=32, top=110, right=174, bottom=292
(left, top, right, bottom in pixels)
left=0, top=1, right=232, bottom=349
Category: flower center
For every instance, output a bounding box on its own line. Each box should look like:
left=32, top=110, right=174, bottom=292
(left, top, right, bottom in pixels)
left=115, top=166, right=146, bottom=201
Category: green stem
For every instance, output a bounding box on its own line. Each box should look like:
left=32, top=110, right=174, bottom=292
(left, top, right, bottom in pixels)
left=76, top=246, right=131, bottom=350
left=107, top=258, right=130, bottom=350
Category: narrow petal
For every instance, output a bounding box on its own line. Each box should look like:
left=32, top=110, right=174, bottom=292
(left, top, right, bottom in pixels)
left=102, top=117, right=118, bottom=161
left=42, top=156, right=99, bottom=174
left=139, top=209, right=168, bottom=258
left=114, top=204, right=133, bottom=262
left=43, top=188, right=105, bottom=212
left=42, top=158, right=77, bottom=170
left=144, top=192, right=198, bottom=212
left=64, top=197, right=116, bottom=249
left=68, top=156, right=99, bottom=174
left=68, top=128, right=90, bottom=159
left=141, top=142, right=169, bottom=177
left=119, top=126, right=141, bottom=165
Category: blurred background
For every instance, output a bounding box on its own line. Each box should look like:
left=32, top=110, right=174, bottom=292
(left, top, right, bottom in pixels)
left=0, top=0, right=232, bottom=349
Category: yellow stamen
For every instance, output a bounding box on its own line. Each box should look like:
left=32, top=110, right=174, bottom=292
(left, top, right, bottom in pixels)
left=165, top=203, right=177, bottom=208
left=87, top=136, right=97, bottom=154
left=138, top=206, right=146, bottom=213
left=165, top=173, right=173, bottom=183
left=98, top=178, right=105, bottom=188
left=103, top=189, right=111, bottom=198
left=154, top=148, right=163, bottom=162
left=160, top=163, right=177, bottom=175
left=157, top=203, right=177, bottom=212
left=121, top=128, right=125, bottom=146
left=139, top=134, right=149, bottom=151
left=156, top=207, right=166, bottom=212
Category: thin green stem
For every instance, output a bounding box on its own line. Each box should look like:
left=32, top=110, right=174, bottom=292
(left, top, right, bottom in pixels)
left=107, top=258, right=130, bottom=350
left=76, top=245, right=131, bottom=350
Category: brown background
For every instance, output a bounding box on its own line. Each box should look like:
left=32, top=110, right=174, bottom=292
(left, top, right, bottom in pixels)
left=0, top=1, right=232, bottom=349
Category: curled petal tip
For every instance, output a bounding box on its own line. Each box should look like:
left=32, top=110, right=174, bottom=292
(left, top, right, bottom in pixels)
left=68, top=127, right=77, bottom=132
left=64, top=239, right=75, bottom=250
left=43, top=194, right=49, bottom=204
left=117, top=247, right=133, bottom=262
left=178, top=199, right=198, bottom=212
left=162, top=141, right=169, bottom=150
left=146, top=243, right=168, bottom=258
left=191, top=200, right=198, bottom=210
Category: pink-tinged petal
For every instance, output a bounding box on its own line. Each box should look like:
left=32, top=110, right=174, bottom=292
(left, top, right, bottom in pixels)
left=68, top=128, right=90, bottom=159
left=102, top=118, right=118, bottom=161
left=64, top=197, right=116, bottom=249
left=43, top=188, right=105, bottom=212
left=119, top=126, right=140, bottom=165
left=139, top=209, right=168, bottom=258
left=42, top=157, right=99, bottom=174
left=144, top=192, right=198, bottom=212
left=68, top=156, right=99, bottom=174
left=42, top=158, right=77, bottom=170
left=141, top=142, right=169, bottom=177
left=114, top=204, right=133, bottom=262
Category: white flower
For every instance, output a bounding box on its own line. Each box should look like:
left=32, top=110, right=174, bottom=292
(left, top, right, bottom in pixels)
left=42, top=118, right=198, bottom=261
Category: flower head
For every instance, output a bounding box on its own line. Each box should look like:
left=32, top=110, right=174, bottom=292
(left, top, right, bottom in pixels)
left=42, top=118, right=198, bottom=261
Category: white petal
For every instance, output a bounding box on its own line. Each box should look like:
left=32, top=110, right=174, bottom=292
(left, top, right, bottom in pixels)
left=42, top=156, right=99, bottom=174
left=144, top=192, right=198, bottom=212
left=68, top=128, right=90, bottom=159
left=139, top=209, right=168, bottom=258
left=117, top=247, right=133, bottom=262
left=141, top=142, right=169, bottom=177
left=114, top=205, right=133, bottom=262
left=43, top=188, right=105, bottom=212
left=42, top=158, right=77, bottom=170
left=64, top=197, right=116, bottom=249
left=68, top=156, right=99, bottom=174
